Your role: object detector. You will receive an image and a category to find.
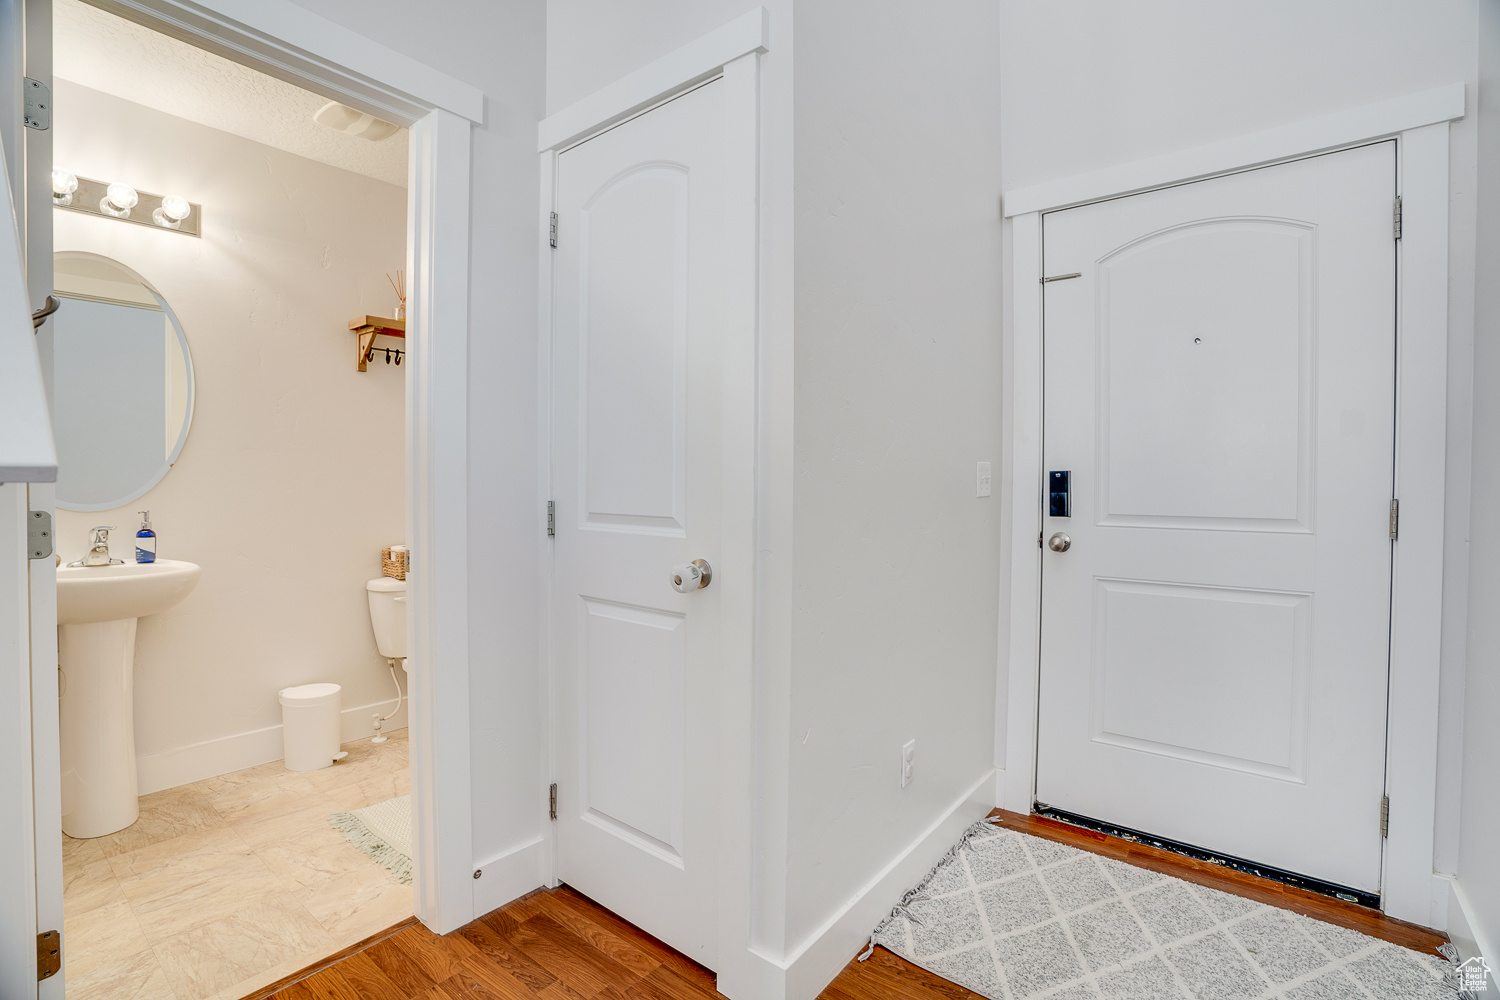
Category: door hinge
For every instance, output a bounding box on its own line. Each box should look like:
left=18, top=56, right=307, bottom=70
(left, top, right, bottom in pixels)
left=547, top=500, right=555, bottom=537
left=1380, top=794, right=1390, bottom=838
left=24, top=78, right=50, bottom=130
left=37, top=930, right=60, bottom=981
left=1389, top=498, right=1399, bottom=540
left=549, top=212, right=558, bottom=249
left=1393, top=196, right=1403, bottom=241
left=28, top=509, right=52, bottom=560
left=549, top=782, right=558, bottom=821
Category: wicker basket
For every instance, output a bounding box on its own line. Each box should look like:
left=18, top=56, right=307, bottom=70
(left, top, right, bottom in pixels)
left=381, top=547, right=408, bottom=581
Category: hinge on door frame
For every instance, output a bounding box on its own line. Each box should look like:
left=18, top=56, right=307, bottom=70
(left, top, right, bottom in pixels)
left=24, top=78, right=50, bottom=130
left=1380, top=794, right=1390, bottom=838
left=547, top=500, right=555, bottom=537
left=37, top=930, right=60, bottom=981
left=1393, top=195, right=1403, bottom=241
left=28, top=509, right=52, bottom=560
left=549, top=782, right=558, bottom=821
left=1389, top=498, right=1399, bottom=540
left=549, top=212, right=558, bottom=249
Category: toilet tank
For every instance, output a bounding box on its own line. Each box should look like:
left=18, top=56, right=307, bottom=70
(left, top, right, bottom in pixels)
left=366, top=577, right=407, bottom=659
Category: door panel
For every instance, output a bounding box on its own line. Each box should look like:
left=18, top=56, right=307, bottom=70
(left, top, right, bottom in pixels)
left=1037, top=142, right=1396, bottom=894
left=581, top=166, right=687, bottom=533
left=1098, top=220, right=1312, bottom=529
left=551, top=80, right=724, bottom=967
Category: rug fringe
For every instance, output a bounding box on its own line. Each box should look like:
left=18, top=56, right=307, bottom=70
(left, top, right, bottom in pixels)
left=1438, top=942, right=1483, bottom=999
left=867, top=817, right=999, bottom=948
left=330, top=810, right=414, bottom=884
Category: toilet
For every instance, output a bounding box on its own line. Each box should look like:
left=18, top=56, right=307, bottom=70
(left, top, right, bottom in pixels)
left=366, top=576, right=407, bottom=671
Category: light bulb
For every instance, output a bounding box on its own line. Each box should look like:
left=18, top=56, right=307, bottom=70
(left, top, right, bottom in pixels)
left=159, top=195, right=190, bottom=221
left=100, top=182, right=138, bottom=218
left=51, top=168, right=77, bottom=206
left=153, top=195, right=191, bottom=229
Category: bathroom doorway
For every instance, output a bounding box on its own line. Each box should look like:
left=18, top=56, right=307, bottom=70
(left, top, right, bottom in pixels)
left=48, top=3, right=416, bottom=995
left=7, top=0, right=484, bottom=997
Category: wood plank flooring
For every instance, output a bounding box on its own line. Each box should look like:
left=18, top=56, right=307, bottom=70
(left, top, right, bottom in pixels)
left=262, top=808, right=1447, bottom=1000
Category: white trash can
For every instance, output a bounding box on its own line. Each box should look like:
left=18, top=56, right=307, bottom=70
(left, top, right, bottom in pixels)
left=278, top=682, right=343, bottom=771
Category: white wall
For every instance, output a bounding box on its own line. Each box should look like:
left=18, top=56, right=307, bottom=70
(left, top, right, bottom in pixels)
left=783, top=0, right=1003, bottom=960
left=280, top=0, right=548, bottom=883
left=546, top=2, right=1002, bottom=992
left=50, top=80, right=408, bottom=792
left=997, top=0, right=1480, bottom=889
left=1457, top=0, right=1500, bottom=982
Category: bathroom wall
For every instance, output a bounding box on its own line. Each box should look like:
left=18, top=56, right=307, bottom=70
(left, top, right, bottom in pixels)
left=50, top=79, right=410, bottom=793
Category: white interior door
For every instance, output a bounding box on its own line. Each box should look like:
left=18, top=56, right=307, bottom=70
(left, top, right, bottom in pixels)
left=1036, top=142, right=1397, bottom=895
left=550, top=79, right=725, bottom=967
left=0, top=0, right=61, bottom=996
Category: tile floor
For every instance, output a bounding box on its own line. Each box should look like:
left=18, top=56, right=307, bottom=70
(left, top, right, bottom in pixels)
left=61, top=729, right=413, bottom=1000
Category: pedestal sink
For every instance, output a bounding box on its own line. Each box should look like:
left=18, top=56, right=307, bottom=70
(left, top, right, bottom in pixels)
left=57, top=560, right=200, bottom=838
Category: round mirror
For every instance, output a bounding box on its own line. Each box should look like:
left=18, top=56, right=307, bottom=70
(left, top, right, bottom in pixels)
left=51, top=252, right=195, bottom=512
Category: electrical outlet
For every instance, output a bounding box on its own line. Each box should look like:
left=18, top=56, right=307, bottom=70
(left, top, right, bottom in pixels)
left=901, top=739, right=916, bottom=788
left=977, top=461, right=992, bottom=498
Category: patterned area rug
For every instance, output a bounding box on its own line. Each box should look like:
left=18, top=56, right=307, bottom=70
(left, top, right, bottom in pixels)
left=330, top=794, right=413, bottom=884
left=867, top=820, right=1465, bottom=999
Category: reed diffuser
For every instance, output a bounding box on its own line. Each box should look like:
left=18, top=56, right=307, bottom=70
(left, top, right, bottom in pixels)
left=388, top=269, right=406, bottom=320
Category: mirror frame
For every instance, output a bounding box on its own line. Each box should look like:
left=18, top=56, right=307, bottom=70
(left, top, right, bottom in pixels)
left=52, top=251, right=197, bottom=512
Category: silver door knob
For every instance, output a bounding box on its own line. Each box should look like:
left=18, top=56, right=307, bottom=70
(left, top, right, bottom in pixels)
left=1047, top=532, right=1071, bottom=552
left=671, top=559, right=713, bottom=592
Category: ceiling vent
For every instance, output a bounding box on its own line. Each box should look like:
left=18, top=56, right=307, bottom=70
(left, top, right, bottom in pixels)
left=312, top=101, right=400, bottom=142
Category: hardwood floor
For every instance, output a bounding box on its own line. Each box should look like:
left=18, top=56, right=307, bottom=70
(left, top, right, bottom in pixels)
left=262, top=809, right=1447, bottom=1000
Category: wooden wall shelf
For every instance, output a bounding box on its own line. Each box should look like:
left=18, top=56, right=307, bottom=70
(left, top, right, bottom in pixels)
left=348, top=315, right=405, bottom=372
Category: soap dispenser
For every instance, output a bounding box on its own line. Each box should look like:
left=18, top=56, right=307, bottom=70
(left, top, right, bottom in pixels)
left=135, top=511, right=156, bottom=564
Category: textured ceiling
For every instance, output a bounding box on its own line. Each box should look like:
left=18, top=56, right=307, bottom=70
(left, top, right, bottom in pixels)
left=53, top=0, right=407, bottom=187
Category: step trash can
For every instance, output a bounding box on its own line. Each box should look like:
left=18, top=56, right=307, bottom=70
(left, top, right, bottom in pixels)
left=278, top=682, right=344, bottom=771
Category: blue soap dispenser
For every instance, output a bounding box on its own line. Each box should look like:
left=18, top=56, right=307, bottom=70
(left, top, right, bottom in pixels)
left=135, top=511, right=156, bottom=564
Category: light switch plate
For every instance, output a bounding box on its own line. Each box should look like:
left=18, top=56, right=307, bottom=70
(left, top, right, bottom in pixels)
left=977, top=461, right=992, bottom=498
left=901, top=739, right=916, bottom=788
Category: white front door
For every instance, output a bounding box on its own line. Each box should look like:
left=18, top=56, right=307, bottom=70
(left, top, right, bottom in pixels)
left=550, top=79, right=725, bottom=967
left=1036, top=142, right=1396, bottom=896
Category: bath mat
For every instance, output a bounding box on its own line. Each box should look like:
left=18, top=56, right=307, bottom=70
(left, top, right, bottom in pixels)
left=865, top=818, right=1470, bottom=999
left=330, top=794, right=412, bottom=884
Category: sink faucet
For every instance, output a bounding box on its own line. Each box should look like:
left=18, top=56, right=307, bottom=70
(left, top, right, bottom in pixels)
left=70, top=526, right=123, bottom=567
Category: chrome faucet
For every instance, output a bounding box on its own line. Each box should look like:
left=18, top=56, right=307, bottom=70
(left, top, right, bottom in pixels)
left=70, top=526, right=122, bottom=567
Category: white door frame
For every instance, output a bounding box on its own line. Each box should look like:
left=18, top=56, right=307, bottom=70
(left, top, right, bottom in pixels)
left=74, top=0, right=484, bottom=935
left=999, top=84, right=1465, bottom=928
left=536, top=8, right=766, bottom=995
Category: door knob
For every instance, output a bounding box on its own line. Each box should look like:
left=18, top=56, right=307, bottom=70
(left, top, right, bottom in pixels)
left=1047, top=532, right=1071, bottom=552
left=671, top=559, right=713, bottom=593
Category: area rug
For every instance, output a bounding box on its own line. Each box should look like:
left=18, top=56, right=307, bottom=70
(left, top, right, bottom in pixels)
left=865, top=818, right=1469, bottom=1000
left=330, top=794, right=413, bottom=884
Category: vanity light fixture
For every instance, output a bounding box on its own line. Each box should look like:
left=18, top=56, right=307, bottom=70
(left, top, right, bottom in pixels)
left=53, top=172, right=202, bottom=237
left=100, top=182, right=139, bottom=218
left=152, top=195, right=191, bottom=230
left=51, top=168, right=78, bottom=206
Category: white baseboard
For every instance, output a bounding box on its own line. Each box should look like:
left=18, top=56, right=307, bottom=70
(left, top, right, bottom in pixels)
left=1444, top=876, right=1498, bottom=993
left=471, top=836, right=546, bottom=918
left=736, top=768, right=997, bottom=1000
left=135, top=698, right=409, bottom=794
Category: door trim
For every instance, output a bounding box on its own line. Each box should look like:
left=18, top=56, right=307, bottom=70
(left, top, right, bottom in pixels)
left=536, top=16, right=765, bottom=997
left=1000, top=95, right=1463, bottom=928
left=81, top=0, right=482, bottom=935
